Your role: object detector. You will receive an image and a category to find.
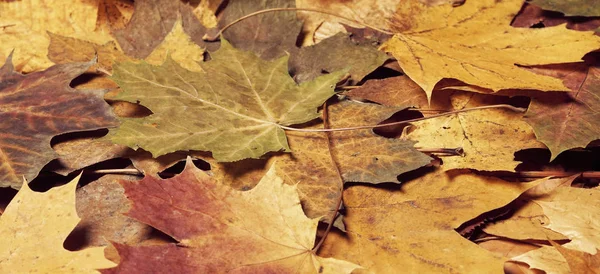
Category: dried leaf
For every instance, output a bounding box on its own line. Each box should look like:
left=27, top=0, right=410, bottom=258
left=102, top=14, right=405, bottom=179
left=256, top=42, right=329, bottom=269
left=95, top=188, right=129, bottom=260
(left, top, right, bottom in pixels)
left=114, top=0, right=215, bottom=59
left=206, top=100, right=431, bottom=222
left=382, top=0, right=600, bottom=100
left=0, top=0, right=116, bottom=72
left=0, top=175, right=116, bottom=273
left=219, top=0, right=302, bottom=60
left=107, top=40, right=344, bottom=161
left=525, top=66, right=600, bottom=160
left=289, top=32, right=389, bottom=83
left=103, top=159, right=360, bottom=273
left=530, top=0, right=600, bottom=17
left=0, top=57, right=118, bottom=188
left=406, top=92, right=545, bottom=171
left=319, top=169, right=543, bottom=273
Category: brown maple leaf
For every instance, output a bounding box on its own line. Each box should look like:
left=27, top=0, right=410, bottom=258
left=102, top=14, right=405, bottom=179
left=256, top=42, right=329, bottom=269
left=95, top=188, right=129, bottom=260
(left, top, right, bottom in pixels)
left=103, top=159, right=360, bottom=273
left=0, top=55, right=118, bottom=188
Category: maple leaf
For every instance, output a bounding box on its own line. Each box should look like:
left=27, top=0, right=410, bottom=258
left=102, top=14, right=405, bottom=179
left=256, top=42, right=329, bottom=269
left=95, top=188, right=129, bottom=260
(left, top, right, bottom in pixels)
left=103, top=159, right=361, bottom=273
left=289, top=32, right=389, bottom=83
left=296, top=0, right=400, bottom=44
left=0, top=175, right=116, bottom=273
left=551, top=241, right=600, bottom=274
left=530, top=0, right=600, bottom=17
left=106, top=39, right=345, bottom=161
left=49, top=18, right=204, bottom=73
left=0, top=56, right=118, bottom=188
left=347, top=77, right=544, bottom=171
left=318, top=168, right=543, bottom=273
left=382, top=0, right=600, bottom=100
left=205, top=100, right=431, bottom=223
left=219, top=0, right=302, bottom=60
left=0, top=0, right=116, bottom=72
left=114, top=0, right=216, bottom=59
left=525, top=66, right=600, bottom=160
left=512, top=3, right=600, bottom=32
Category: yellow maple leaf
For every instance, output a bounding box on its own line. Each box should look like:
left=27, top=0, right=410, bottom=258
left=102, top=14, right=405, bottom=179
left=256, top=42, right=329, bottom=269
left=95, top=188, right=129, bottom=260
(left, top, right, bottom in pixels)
left=318, top=168, right=543, bottom=273
left=0, top=0, right=116, bottom=72
left=382, top=0, right=600, bottom=100
left=0, top=175, right=116, bottom=273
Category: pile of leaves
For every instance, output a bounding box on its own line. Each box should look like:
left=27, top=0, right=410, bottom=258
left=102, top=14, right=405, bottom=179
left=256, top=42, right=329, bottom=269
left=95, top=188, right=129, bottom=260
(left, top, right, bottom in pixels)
left=1, top=0, right=600, bottom=273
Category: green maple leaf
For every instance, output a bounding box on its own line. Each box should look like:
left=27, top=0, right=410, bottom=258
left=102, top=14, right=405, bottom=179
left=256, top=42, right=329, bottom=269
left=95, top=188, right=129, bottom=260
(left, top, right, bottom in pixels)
left=107, top=40, right=345, bottom=161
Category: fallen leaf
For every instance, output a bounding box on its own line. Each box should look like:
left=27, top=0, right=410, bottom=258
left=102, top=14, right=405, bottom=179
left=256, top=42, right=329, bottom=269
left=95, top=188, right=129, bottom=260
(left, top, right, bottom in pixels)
left=551, top=241, right=600, bottom=274
left=114, top=0, right=215, bottom=59
left=318, top=168, right=543, bottom=273
left=524, top=66, right=600, bottom=160
left=296, top=0, right=400, bottom=44
left=537, top=187, right=600, bottom=254
left=0, top=175, right=116, bottom=273
left=206, top=100, right=431, bottom=223
left=382, top=0, right=600, bottom=100
left=344, top=75, right=450, bottom=111
left=103, top=159, right=361, bottom=273
left=0, top=56, right=118, bottom=188
left=143, top=18, right=205, bottom=72
left=289, top=32, right=389, bottom=83
left=512, top=245, right=572, bottom=274
left=48, top=33, right=130, bottom=72
left=406, top=91, right=545, bottom=171
left=530, top=0, right=600, bottom=17
left=483, top=176, right=574, bottom=241
left=73, top=173, right=152, bottom=248
left=512, top=3, right=600, bottom=32
left=218, top=0, right=302, bottom=60
left=0, top=0, right=115, bottom=72
left=107, top=39, right=345, bottom=161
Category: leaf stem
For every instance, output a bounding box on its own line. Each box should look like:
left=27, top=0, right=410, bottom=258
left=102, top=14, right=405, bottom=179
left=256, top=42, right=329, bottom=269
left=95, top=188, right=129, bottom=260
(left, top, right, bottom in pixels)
left=417, top=147, right=464, bottom=156
left=85, top=168, right=143, bottom=175
left=312, top=101, right=345, bottom=253
left=202, top=7, right=394, bottom=41
left=280, top=104, right=525, bottom=132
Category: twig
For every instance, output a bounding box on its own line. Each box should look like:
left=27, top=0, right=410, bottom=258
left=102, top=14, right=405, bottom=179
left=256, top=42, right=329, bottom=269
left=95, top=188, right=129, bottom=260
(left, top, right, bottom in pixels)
left=280, top=104, right=525, bottom=132
left=417, top=147, right=464, bottom=156
left=312, top=101, right=345, bottom=253
left=85, top=168, right=143, bottom=176
left=203, top=7, right=394, bottom=41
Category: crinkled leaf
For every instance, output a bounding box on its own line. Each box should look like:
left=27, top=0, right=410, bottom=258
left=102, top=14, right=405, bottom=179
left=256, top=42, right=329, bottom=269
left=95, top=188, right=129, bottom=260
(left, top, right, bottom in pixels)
left=107, top=40, right=344, bottom=161
left=0, top=56, right=118, bottom=188
left=103, top=159, right=360, bottom=274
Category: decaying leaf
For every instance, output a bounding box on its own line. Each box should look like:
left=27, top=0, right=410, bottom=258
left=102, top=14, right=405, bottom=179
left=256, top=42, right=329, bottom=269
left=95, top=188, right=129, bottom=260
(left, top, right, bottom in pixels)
left=318, top=168, right=543, bottom=273
left=107, top=39, right=345, bottom=161
left=525, top=66, right=600, bottom=160
left=0, top=175, right=116, bottom=273
left=289, top=32, right=389, bottom=83
left=219, top=0, right=302, bottom=60
left=103, top=159, right=360, bottom=273
left=530, top=0, right=600, bottom=17
left=382, top=0, right=600, bottom=100
left=0, top=56, right=118, bottom=188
